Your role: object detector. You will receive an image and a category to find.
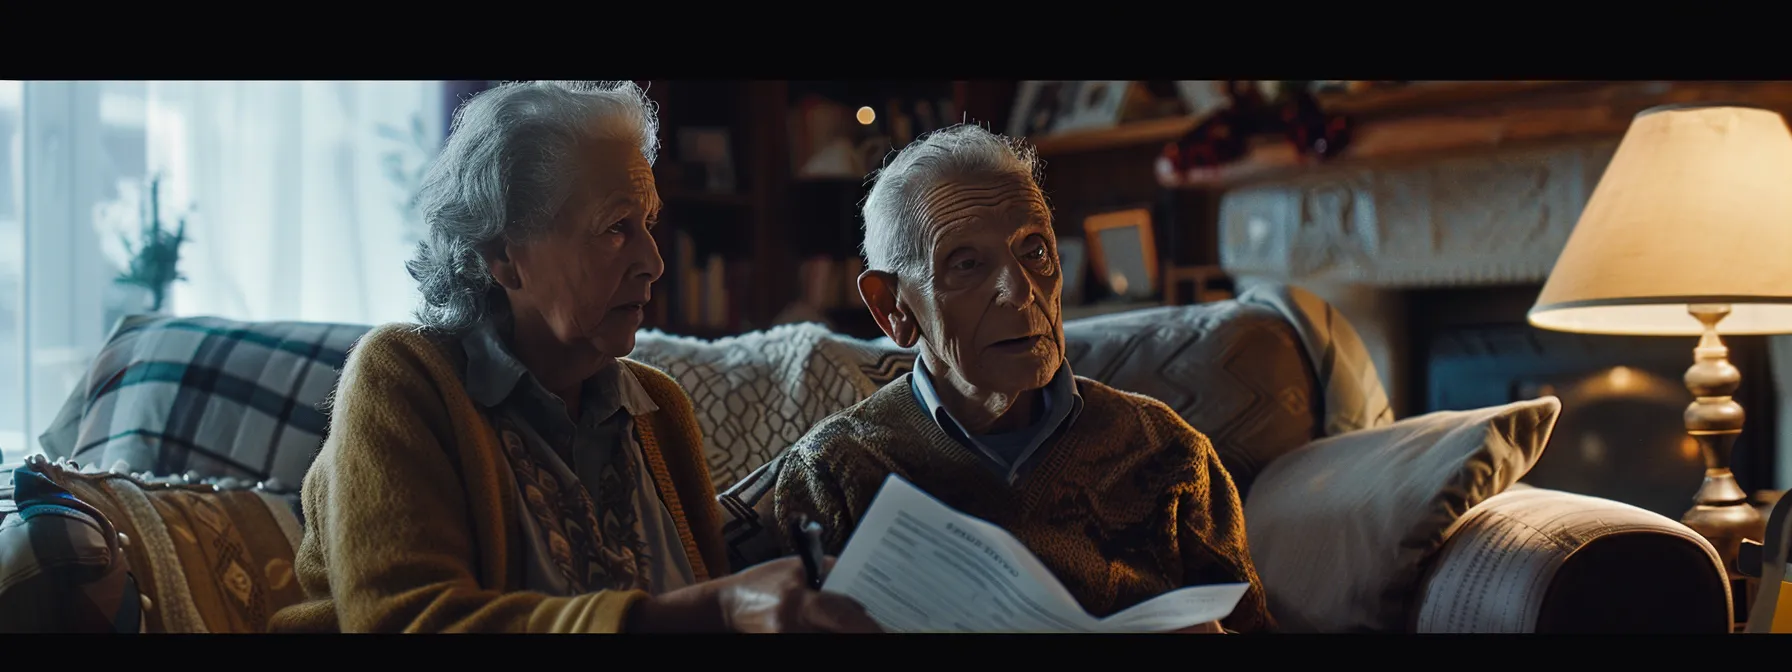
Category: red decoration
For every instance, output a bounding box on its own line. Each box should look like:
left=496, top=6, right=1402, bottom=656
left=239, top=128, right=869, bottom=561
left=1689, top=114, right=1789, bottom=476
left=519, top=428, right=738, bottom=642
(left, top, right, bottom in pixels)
left=1157, top=80, right=1354, bottom=187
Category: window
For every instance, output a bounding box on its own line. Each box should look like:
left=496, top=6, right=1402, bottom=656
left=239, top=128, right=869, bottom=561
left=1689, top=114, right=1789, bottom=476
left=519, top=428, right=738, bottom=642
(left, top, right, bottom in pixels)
left=0, top=81, right=445, bottom=464
left=1, top=81, right=22, bottom=460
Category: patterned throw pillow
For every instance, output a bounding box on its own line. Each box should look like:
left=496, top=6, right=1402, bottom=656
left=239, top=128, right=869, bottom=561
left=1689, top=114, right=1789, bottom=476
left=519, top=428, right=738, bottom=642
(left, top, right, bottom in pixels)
left=0, top=462, right=143, bottom=633
left=37, top=315, right=372, bottom=488
left=631, top=324, right=917, bottom=573
left=629, top=323, right=912, bottom=492
left=14, top=457, right=306, bottom=633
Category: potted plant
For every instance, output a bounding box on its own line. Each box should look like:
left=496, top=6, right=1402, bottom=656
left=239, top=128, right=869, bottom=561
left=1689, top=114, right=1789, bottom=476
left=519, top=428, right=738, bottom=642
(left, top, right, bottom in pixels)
left=380, top=113, right=438, bottom=244
left=114, top=175, right=190, bottom=314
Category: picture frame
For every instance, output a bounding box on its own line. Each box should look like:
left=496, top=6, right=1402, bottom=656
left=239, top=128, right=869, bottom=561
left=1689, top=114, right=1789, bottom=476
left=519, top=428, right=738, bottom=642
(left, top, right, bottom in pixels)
left=677, top=126, right=736, bottom=193
left=1007, top=81, right=1076, bottom=138
left=1081, top=207, right=1158, bottom=300
left=1174, top=80, right=1231, bottom=121
left=1057, top=237, right=1087, bottom=307
left=1051, top=81, right=1131, bottom=134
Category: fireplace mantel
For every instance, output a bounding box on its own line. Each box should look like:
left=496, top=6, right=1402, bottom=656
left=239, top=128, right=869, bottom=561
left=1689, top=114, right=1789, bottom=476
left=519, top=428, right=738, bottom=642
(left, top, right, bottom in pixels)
left=1217, top=80, right=1792, bottom=288
left=1208, top=84, right=1792, bottom=489
left=1218, top=139, right=1616, bottom=289
left=1215, top=138, right=1626, bottom=415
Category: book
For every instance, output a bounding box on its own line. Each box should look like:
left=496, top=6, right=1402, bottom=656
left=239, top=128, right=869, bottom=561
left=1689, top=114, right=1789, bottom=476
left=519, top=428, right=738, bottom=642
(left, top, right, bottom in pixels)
left=821, top=474, right=1248, bottom=633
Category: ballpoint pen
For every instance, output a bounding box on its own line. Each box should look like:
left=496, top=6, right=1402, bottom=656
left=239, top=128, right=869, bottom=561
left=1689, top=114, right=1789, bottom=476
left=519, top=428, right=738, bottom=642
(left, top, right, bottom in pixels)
left=789, top=514, right=827, bottom=590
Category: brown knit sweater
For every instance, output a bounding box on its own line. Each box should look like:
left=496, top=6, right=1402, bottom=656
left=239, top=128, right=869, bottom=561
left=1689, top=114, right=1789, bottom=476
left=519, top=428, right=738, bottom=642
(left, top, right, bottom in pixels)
left=772, top=373, right=1274, bottom=633
left=267, top=324, right=728, bottom=633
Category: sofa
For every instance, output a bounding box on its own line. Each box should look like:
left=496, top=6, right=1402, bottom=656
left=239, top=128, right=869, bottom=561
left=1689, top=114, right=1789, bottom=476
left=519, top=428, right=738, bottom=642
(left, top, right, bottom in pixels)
left=0, top=283, right=1734, bottom=633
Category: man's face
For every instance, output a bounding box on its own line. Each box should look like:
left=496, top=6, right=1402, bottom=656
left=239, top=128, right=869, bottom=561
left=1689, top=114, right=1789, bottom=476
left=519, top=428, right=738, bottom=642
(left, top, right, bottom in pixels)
left=902, top=174, right=1063, bottom=396
left=499, top=139, right=664, bottom=357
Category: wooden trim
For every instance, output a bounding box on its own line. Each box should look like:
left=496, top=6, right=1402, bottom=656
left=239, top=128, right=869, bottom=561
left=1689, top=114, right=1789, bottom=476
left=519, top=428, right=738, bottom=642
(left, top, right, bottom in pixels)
left=1169, top=81, right=1792, bottom=190
left=745, top=81, right=791, bottom=328
left=1162, top=265, right=1230, bottom=306
left=1026, top=82, right=1588, bottom=158
left=1030, top=116, right=1198, bottom=156
left=1315, top=81, right=1594, bottom=117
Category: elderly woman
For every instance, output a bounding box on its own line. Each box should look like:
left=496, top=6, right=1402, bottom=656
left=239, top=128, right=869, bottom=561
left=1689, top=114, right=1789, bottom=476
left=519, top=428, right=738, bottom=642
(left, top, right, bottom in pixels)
left=269, top=81, right=877, bottom=634
left=772, top=124, right=1272, bottom=633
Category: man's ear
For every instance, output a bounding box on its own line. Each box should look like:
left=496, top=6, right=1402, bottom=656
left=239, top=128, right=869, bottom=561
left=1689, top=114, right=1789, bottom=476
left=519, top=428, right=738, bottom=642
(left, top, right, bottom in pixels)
left=859, top=270, right=919, bottom=348
left=486, top=241, right=523, bottom=291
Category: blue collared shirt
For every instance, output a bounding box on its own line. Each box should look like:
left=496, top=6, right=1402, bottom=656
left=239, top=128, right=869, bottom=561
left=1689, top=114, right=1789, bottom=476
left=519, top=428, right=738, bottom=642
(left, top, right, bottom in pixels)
left=910, top=353, right=1084, bottom=485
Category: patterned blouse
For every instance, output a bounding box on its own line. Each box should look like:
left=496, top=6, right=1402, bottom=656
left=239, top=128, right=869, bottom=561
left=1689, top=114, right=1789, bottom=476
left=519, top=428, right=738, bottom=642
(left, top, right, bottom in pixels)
left=459, top=321, right=696, bottom=596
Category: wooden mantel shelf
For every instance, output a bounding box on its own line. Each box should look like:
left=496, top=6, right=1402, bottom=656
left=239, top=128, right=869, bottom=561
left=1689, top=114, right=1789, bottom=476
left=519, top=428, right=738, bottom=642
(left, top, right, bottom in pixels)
left=1026, top=81, right=1586, bottom=158
left=1165, top=80, right=1792, bottom=190
left=1030, top=116, right=1198, bottom=156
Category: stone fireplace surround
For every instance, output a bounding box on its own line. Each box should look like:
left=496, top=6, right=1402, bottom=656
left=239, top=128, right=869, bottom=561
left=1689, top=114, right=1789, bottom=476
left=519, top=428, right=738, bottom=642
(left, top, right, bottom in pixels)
left=1216, top=138, right=1792, bottom=490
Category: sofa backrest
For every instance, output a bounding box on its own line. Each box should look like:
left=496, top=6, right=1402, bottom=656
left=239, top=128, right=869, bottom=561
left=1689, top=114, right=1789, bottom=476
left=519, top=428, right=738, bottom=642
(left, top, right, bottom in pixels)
left=36, top=283, right=1392, bottom=500
left=1059, top=301, right=1319, bottom=499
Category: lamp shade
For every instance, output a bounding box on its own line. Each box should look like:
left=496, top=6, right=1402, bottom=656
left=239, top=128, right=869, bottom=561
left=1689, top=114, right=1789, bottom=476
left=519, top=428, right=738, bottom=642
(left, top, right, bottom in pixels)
left=1530, top=105, right=1792, bottom=336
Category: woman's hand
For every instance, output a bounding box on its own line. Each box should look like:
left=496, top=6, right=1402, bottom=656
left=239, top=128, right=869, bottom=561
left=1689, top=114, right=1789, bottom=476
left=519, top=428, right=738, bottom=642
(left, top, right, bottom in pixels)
left=1170, top=621, right=1225, bottom=634
left=626, top=556, right=883, bottom=633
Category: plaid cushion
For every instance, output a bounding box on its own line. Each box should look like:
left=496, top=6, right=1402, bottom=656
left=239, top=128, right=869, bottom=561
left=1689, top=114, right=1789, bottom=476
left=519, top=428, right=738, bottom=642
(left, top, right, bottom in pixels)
left=0, top=464, right=142, bottom=633
left=38, top=315, right=371, bottom=487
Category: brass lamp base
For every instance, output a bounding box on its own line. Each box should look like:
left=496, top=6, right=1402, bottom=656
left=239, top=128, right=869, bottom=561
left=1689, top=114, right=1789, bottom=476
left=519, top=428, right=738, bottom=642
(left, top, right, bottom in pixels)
left=1678, top=305, right=1767, bottom=624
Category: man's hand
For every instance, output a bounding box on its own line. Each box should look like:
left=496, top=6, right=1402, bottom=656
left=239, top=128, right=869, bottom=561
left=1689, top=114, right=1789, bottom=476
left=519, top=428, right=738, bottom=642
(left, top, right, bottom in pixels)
left=628, top=556, right=883, bottom=633
left=1169, top=620, right=1225, bottom=634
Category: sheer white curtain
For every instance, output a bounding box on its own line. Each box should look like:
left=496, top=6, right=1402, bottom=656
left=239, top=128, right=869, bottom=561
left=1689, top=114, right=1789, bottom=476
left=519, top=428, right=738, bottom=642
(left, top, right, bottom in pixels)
left=2, top=81, right=443, bottom=463
left=146, top=81, right=442, bottom=325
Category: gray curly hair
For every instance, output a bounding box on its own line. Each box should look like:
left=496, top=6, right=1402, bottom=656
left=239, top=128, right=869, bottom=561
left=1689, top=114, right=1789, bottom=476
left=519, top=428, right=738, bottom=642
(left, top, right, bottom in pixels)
left=406, top=80, right=660, bottom=335
left=860, top=124, right=1044, bottom=282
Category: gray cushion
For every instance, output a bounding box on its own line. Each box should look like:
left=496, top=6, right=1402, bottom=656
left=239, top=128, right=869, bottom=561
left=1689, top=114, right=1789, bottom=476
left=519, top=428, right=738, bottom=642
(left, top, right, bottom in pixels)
left=1060, top=300, right=1321, bottom=498
left=1243, top=396, right=1561, bottom=632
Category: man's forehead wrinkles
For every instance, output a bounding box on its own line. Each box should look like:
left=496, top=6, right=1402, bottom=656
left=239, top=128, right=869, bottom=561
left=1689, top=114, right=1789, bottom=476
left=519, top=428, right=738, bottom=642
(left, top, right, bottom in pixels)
left=929, top=197, right=1023, bottom=224
left=917, top=175, right=1034, bottom=201
left=922, top=187, right=1044, bottom=223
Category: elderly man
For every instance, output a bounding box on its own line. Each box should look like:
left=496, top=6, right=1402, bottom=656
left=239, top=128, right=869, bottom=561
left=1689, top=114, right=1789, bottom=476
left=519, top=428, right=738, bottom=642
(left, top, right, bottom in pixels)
left=270, top=81, right=877, bottom=634
left=771, top=124, right=1273, bottom=633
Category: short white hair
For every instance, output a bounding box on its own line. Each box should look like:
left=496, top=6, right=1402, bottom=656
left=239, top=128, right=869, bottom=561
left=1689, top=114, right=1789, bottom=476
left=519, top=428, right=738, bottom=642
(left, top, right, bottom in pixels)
left=860, top=124, right=1043, bottom=281
left=407, top=80, right=660, bottom=335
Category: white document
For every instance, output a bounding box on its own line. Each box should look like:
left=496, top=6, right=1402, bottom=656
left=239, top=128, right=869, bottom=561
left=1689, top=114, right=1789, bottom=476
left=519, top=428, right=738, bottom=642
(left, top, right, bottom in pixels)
left=820, top=474, right=1250, bottom=633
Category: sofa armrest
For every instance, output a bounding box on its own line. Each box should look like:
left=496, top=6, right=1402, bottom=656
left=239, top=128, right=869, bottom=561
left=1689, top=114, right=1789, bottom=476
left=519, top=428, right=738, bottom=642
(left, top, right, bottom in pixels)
left=1413, top=487, right=1732, bottom=633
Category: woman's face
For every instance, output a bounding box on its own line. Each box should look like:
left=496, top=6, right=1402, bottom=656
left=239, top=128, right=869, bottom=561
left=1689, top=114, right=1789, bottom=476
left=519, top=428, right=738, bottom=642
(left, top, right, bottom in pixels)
left=494, top=139, right=664, bottom=359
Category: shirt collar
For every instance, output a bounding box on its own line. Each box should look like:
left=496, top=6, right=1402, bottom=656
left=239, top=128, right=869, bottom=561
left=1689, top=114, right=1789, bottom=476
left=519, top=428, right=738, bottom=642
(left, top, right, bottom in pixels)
left=459, top=319, right=657, bottom=417
left=911, top=351, right=1081, bottom=443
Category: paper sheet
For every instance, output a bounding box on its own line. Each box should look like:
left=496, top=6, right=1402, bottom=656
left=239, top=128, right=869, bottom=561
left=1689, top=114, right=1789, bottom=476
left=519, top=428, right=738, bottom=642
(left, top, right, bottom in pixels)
left=820, top=474, right=1249, bottom=633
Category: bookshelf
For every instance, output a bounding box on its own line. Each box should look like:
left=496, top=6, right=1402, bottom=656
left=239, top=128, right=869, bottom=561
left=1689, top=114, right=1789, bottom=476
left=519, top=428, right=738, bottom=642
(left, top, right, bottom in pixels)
left=643, top=80, right=990, bottom=341
left=638, top=81, right=789, bottom=338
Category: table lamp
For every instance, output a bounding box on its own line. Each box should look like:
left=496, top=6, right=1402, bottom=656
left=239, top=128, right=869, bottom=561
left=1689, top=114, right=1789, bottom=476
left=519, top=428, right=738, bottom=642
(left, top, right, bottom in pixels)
left=1530, top=104, right=1792, bottom=582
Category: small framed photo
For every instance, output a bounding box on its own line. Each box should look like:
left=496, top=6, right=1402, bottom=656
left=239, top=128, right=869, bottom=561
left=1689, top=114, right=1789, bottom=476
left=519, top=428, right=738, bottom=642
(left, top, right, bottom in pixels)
left=1174, top=80, right=1231, bottom=120
left=1007, top=81, right=1076, bottom=138
left=677, top=127, right=736, bottom=193
left=1082, top=207, right=1158, bottom=300
left=1051, top=81, right=1131, bottom=133
left=1057, top=237, right=1088, bottom=307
